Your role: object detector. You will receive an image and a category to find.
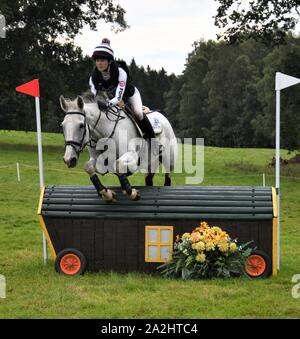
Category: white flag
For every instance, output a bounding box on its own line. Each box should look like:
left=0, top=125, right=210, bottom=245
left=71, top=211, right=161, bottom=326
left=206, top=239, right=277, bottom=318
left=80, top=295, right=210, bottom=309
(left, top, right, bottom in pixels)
left=276, top=72, right=300, bottom=91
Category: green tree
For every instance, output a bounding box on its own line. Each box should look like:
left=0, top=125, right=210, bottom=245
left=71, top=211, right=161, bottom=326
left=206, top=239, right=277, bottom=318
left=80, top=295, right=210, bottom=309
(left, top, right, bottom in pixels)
left=170, top=38, right=272, bottom=147
left=215, top=0, right=300, bottom=44
left=204, top=41, right=241, bottom=146
left=0, top=0, right=127, bottom=131
left=164, top=75, right=184, bottom=131
left=255, top=34, right=300, bottom=150
left=176, top=40, right=215, bottom=140
left=128, top=60, right=173, bottom=112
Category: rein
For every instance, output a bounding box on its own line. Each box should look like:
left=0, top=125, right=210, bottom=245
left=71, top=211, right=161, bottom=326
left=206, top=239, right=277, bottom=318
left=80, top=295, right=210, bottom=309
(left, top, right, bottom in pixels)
left=105, top=106, right=125, bottom=138
left=89, top=105, right=126, bottom=147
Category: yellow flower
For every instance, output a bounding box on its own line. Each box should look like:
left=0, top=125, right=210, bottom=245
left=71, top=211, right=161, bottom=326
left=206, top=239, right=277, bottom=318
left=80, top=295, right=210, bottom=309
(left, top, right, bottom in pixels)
left=218, top=242, right=229, bottom=252
left=205, top=241, right=215, bottom=251
left=195, top=241, right=205, bottom=252
left=200, top=221, right=209, bottom=228
left=182, top=233, right=191, bottom=240
left=213, top=235, right=221, bottom=244
left=196, top=253, right=206, bottom=263
left=196, top=221, right=209, bottom=233
left=212, top=226, right=222, bottom=233
left=220, top=231, right=229, bottom=240
left=203, top=231, right=211, bottom=239
left=229, top=242, right=237, bottom=252
left=192, top=243, right=197, bottom=250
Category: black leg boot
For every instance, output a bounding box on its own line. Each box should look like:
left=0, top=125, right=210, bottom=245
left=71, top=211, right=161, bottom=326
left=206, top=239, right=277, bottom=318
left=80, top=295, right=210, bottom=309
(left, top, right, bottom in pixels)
left=136, top=113, right=161, bottom=156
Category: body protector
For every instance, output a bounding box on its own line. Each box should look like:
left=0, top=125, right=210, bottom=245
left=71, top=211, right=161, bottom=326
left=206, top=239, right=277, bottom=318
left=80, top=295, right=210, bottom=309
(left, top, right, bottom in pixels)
left=89, top=61, right=135, bottom=105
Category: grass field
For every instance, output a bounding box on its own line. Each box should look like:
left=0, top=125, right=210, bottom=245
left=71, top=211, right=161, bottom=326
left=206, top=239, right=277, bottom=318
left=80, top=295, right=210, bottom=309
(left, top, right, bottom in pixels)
left=0, top=130, right=300, bottom=319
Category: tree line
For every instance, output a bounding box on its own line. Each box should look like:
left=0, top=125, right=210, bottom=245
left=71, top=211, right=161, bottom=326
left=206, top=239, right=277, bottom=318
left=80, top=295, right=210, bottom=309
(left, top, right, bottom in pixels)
left=164, top=34, right=300, bottom=151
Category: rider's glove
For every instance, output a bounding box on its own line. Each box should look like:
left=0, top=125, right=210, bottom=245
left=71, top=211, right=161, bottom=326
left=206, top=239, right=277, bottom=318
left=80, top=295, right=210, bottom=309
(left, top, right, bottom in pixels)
left=97, top=99, right=110, bottom=110
left=109, top=98, right=119, bottom=107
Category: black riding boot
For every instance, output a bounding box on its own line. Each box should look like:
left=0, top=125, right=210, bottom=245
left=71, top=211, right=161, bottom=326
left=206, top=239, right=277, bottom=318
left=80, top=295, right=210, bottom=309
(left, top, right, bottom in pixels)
left=136, top=114, right=161, bottom=156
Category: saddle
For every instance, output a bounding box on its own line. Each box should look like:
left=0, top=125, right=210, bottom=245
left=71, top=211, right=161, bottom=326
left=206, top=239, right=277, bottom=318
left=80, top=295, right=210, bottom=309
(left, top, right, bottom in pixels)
left=120, top=101, right=162, bottom=135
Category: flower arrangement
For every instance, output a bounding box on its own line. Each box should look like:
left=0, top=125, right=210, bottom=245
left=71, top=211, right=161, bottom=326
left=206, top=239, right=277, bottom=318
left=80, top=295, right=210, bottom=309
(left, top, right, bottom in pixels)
left=158, top=221, right=252, bottom=279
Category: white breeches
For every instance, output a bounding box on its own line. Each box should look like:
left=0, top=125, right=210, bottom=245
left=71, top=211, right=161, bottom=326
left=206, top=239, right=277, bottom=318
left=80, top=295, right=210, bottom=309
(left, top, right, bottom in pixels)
left=127, top=87, right=143, bottom=121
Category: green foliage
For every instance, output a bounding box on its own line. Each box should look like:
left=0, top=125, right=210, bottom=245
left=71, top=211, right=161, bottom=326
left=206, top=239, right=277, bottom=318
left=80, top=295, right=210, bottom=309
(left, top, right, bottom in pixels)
left=0, top=0, right=127, bottom=132
left=158, top=223, right=253, bottom=280
left=255, top=34, right=300, bottom=150
left=128, top=60, right=174, bottom=111
left=215, top=0, right=300, bottom=45
left=164, top=36, right=300, bottom=151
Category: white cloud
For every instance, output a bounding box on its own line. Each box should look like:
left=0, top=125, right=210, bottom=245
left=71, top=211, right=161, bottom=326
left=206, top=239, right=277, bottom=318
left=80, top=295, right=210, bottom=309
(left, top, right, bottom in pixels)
left=74, top=0, right=219, bottom=74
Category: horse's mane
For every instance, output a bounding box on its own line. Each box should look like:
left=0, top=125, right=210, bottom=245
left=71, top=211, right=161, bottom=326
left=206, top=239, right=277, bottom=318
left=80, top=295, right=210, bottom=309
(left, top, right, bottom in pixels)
left=81, top=90, right=108, bottom=104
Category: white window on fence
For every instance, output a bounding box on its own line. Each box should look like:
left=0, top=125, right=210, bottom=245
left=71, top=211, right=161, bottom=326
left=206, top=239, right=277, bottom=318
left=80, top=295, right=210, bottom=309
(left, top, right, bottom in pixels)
left=145, top=226, right=173, bottom=262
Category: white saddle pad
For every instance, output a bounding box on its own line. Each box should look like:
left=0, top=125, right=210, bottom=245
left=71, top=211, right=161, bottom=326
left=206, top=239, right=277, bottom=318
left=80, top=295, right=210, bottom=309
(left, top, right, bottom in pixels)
left=148, top=116, right=162, bottom=135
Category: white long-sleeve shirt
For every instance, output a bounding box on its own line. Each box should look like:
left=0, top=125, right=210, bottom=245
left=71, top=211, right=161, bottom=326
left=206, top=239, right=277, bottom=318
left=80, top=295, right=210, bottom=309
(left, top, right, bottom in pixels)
left=89, top=67, right=127, bottom=106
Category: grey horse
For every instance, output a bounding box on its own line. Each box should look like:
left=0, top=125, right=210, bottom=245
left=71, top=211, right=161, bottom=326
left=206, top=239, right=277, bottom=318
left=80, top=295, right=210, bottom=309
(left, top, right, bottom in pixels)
left=60, top=93, right=178, bottom=202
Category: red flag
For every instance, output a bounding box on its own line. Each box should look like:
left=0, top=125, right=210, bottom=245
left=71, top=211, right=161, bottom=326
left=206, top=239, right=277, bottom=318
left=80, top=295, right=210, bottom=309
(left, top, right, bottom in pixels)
left=16, top=79, right=40, bottom=97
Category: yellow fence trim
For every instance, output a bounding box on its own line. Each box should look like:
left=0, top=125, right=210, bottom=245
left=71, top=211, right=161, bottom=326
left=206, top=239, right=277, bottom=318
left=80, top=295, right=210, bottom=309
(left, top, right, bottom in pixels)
left=272, top=187, right=278, bottom=218
left=37, top=187, right=56, bottom=259
left=37, top=186, right=45, bottom=215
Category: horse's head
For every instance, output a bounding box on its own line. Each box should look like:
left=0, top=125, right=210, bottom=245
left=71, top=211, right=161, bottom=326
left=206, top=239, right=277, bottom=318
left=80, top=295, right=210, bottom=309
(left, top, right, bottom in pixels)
left=60, top=95, right=89, bottom=168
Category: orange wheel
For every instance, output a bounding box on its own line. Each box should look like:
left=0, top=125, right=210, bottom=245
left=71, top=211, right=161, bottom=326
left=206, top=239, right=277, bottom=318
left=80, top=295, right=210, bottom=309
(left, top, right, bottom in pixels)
left=244, top=250, right=272, bottom=278
left=60, top=253, right=81, bottom=275
left=55, top=248, right=87, bottom=276
left=245, top=255, right=266, bottom=277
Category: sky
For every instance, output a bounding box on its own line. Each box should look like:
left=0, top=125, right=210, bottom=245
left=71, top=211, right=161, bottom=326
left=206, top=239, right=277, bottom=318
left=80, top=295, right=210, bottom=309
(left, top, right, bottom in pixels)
left=74, top=0, right=220, bottom=75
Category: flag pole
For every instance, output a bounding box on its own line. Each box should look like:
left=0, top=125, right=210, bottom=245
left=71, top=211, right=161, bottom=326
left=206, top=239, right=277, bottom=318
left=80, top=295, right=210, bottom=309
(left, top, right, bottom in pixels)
left=275, top=72, right=300, bottom=271
left=35, top=96, right=48, bottom=264
left=16, top=79, right=48, bottom=264
left=35, top=96, right=44, bottom=187
left=275, top=88, right=280, bottom=271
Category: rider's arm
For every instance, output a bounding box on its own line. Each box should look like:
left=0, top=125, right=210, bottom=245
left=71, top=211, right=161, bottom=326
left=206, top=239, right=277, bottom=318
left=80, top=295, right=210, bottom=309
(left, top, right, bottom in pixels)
left=89, top=76, right=97, bottom=96
left=109, top=68, right=127, bottom=106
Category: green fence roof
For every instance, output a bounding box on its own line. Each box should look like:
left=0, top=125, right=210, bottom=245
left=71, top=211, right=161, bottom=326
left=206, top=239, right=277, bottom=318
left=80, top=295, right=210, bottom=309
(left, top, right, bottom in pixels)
left=41, top=186, right=274, bottom=220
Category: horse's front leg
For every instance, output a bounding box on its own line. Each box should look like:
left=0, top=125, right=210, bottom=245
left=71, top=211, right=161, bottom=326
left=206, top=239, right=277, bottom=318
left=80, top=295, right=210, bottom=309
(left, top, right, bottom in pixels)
left=117, top=174, right=140, bottom=201
left=84, top=159, right=117, bottom=203
left=115, top=151, right=140, bottom=201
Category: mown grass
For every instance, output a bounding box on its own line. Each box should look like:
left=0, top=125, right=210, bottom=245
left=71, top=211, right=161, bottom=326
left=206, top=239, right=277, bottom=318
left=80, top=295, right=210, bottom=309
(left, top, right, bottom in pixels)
left=0, top=130, right=300, bottom=318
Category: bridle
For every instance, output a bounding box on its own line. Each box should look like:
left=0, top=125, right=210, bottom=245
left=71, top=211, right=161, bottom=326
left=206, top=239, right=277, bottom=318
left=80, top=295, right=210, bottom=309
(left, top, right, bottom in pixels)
left=63, top=105, right=127, bottom=155
left=63, top=111, right=90, bottom=156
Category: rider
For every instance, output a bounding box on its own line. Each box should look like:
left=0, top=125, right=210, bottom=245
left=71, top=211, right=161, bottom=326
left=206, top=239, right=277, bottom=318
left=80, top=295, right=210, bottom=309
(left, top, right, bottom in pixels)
left=89, top=38, right=160, bottom=155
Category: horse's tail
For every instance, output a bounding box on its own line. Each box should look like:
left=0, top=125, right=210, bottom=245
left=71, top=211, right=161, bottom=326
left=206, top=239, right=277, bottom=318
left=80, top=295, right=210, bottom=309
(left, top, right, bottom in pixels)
left=148, top=111, right=178, bottom=171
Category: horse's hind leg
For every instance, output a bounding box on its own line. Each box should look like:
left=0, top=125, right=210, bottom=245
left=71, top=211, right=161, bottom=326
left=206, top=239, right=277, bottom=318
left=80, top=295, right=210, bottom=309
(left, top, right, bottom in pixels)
left=118, top=174, right=140, bottom=201
left=145, top=173, right=155, bottom=186
left=145, top=152, right=160, bottom=186
left=161, top=147, right=173, bottom=186
left=164, top=173, right=171, bottom=186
